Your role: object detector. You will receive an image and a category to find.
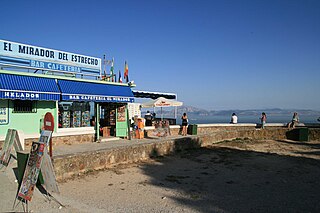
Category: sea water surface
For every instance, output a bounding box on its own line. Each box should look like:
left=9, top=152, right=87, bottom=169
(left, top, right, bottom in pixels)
left=186, top=114, right=320, bottom=125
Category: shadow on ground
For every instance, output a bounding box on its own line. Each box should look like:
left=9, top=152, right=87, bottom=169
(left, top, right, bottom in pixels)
left=140, top=142, right=320, bottom=212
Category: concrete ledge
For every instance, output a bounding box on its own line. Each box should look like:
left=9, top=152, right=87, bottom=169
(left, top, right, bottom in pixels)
left=198, top=123, right=257, bottom=127
left=0, top=127, right=95, bottom=141
left=54, top=127, right=95, bottom=137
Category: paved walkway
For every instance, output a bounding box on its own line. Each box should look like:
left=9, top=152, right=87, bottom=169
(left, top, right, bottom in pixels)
left=52, top=135, right=190, bottom=157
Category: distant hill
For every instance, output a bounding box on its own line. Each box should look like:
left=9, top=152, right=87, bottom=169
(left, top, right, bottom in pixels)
left=142, top=105, right=320, bottom=118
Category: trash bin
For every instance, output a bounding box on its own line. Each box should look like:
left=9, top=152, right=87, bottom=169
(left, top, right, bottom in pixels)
left=17, top=151, right=44, bottom=185
left=297, top=128, right=309, bottom=141
left=187, top=124, right=198, bottom=135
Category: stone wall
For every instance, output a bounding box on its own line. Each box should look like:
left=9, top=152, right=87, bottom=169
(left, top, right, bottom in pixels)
left=53, top=137, right=202, bottom=181
left=53, top=127, right=320, bottom=181
left=309, top=128, right=320, bottom=141
left=2, top=124, right=320, bottom=181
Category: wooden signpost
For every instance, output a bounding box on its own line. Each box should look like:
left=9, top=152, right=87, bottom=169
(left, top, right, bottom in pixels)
left=0, top=129, right=23, bottom=168
left=13, top=128, right=60, bottom=211
left=41, top=151, right=60, bottom=194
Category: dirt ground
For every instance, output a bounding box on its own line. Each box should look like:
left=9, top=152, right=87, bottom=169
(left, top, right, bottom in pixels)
left=1, top=139, right=320, bottom=212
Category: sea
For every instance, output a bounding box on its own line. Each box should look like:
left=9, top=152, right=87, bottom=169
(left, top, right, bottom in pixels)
left=183, top=114, right=320, bottom=125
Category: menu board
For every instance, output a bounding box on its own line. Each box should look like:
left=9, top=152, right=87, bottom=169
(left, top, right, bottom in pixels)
left=109, top=110, right=116, bottom=126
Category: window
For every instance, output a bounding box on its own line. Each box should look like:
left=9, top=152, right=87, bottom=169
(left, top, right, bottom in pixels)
left=13, top=100, right=37, bottom=113
left=58, top=102, right=94, bottom=128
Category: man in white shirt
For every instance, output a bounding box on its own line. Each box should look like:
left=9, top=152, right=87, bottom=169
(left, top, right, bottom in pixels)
left=230, top=113, right=238, bottom=124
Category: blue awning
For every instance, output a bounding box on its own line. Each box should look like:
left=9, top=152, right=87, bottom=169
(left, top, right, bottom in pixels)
left=0, top=74, right=60, bottom=101
left=57, top=80, right=134, bottom=103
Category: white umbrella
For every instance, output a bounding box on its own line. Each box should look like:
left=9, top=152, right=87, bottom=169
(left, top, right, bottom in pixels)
left=141, top=97, right=183, bottom=120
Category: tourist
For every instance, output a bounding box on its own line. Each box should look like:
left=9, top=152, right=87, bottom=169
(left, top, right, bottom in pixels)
left=230, top=113, right=238, bottom=124
left=144, top=111, right=153, bottom=126
left=181, top=113, right=188, bottom=136
left=287, top=112, right=299, bottom=128
left=261, top=112, right=267, bottom=129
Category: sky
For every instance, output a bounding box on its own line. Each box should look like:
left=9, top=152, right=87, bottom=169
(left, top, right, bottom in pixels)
left=1, top=0, right=319, bottom=110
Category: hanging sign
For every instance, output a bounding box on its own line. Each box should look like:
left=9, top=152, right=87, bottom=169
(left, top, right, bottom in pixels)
left=0, top=39, right=101, bottom=75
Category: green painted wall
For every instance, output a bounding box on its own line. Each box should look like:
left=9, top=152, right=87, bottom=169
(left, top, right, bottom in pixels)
left=0, top=100, right=57, bottom=136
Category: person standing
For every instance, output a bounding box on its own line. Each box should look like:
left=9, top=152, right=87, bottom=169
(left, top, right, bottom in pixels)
left=230, top=113, right=238, bottom=124
left=144, top=111, right=152, bottom=126
left=181, top=113, right=188, bottom=136
left=261, top=112, right=267, bottom=129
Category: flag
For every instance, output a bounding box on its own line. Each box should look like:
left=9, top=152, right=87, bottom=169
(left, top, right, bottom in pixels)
left=124, top=61, right=129, bottom=83
left=110, top=58, right=114, bottom=82
left=118, top=70, right=122, bottom=83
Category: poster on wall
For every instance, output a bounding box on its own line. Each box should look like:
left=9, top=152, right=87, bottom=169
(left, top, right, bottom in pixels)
left=81, top=111, right=90, bottom=127
left=72, top=111, right=81, bottom=127
left=62, top=111, right=70, bottom=128
left=117, top=106, right=126, bottom=122
left=17, top=130, right=51, bottom=201
left=0, top=101, right=9, bottom=125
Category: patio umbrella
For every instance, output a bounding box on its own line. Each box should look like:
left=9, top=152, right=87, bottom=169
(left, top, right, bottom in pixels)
left=141, top=97, right=183, bottom=120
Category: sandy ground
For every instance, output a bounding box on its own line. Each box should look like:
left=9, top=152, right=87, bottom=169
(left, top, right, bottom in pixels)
left=1, top=139, right=320, bottom=212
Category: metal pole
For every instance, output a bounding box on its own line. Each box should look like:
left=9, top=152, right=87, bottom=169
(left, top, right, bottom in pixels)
left=96, top=103, right=100, bottom=142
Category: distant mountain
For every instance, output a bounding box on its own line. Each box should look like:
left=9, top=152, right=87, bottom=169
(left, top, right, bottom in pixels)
left=142, top=105, right=320, bottom=118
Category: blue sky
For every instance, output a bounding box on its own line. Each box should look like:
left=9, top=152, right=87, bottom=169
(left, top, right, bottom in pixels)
left=1, top=0, right=319, bottom=110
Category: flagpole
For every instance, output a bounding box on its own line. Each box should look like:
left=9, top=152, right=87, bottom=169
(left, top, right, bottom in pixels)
left=103, top=54, right=107, bottom=77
